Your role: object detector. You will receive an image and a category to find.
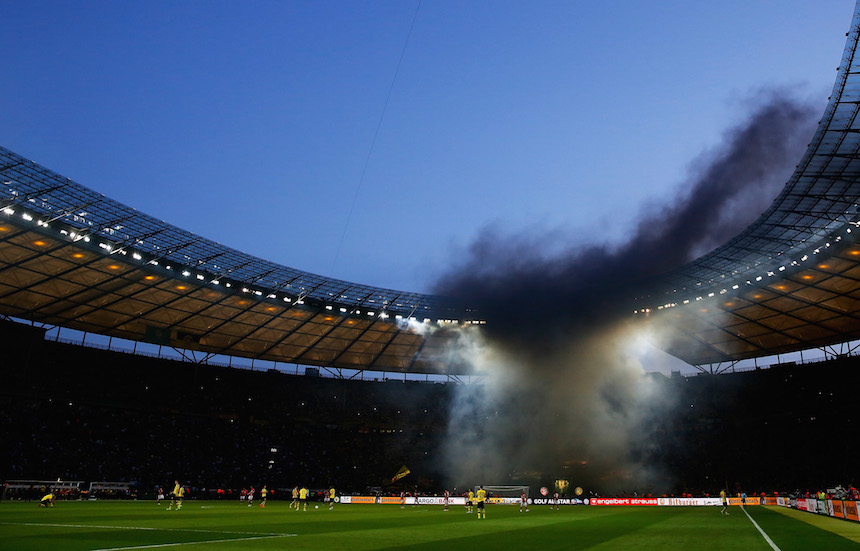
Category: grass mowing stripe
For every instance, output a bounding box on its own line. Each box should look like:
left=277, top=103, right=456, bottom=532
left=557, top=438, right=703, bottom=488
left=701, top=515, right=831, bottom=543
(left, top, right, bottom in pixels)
left=0, top=521, right=291, bottom=536
left=742, top=507, right=782, bottom=551
left=92, top=534, right=296, bottom=551
left=765, top=506, right=860, bottom=544
left=3, top=501, right=858, bottom=550
left=743, top=507, right=860, bottom=551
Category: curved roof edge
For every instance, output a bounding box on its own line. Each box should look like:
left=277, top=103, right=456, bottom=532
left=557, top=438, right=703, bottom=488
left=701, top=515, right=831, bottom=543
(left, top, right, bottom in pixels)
left=0, top=146, right=469, bottom=320
left=645, top=3, right=860, bottom=306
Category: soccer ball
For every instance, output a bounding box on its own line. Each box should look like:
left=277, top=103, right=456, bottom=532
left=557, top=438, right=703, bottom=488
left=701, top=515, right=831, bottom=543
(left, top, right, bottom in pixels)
left=314, top=505, right=319, bottom=509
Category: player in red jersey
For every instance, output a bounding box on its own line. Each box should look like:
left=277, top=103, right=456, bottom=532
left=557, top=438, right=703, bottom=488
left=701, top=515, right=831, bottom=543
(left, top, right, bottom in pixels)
left=553, top=491, right=560, bottom=510
left=443, top=489, right=450, bottom=511
left=520, top=492, right=529, bottom=512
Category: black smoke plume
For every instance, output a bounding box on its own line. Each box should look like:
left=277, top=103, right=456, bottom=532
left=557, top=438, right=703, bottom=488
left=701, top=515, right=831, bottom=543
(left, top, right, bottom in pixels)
left=432, top=90, right=819, bottom=493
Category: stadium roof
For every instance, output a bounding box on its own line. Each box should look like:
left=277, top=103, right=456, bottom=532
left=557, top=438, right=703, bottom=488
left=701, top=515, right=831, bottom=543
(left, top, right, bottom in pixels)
left=637, top=5, right=860, bottom=367
left=4, top=5, right=860, bottom=374
left=0, top=146, right=476, bottom=375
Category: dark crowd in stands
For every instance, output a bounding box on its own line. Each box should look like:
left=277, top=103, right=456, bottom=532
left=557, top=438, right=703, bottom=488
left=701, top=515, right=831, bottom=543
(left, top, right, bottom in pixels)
left=1, top=319, right=858, bottom=498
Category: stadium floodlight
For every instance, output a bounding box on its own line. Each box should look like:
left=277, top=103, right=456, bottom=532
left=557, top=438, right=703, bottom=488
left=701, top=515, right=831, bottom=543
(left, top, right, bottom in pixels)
left=132, top=253, right=142, bottom=260
left=182, top=271, right=191, bottom=277
left=325, top=305, right=333, bottom=310
left=340, top=307, right=347, bottom=313
left=22, top=213, right=32, bottom=221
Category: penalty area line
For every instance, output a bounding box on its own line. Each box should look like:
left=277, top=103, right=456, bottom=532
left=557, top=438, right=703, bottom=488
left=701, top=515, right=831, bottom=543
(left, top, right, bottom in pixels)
left=91, top=534, right=297, bottom=551
left=741, top=506, right=782, bottom=551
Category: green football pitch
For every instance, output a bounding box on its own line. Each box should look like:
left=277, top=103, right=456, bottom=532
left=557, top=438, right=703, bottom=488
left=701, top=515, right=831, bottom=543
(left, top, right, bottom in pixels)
left=2, top=501, right=860, bottom=550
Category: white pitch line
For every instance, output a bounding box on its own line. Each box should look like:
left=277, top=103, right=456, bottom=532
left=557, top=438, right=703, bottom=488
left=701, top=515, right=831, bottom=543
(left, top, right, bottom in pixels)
left=0, top=521, right=288, bottom=537
left=91, top=534, right=296, bottom=551
left=741, top=506, right=782, bottom=551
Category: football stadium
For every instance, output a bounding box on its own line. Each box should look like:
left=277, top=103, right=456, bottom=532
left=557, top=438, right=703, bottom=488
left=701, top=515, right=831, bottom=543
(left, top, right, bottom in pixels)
left=3, top=1, right=860, bottom=550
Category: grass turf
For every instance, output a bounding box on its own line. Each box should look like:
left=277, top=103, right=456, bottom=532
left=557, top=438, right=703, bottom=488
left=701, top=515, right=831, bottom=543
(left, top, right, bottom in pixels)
left=1, top=501, right=859, bottom=550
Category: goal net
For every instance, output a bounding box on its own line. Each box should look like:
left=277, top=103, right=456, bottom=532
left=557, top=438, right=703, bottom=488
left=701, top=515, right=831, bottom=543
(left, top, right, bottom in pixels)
left=474, top=485, right=530, bottom=498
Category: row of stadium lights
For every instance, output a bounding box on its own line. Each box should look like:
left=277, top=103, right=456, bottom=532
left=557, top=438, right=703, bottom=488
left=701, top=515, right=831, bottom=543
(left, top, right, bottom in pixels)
left=635, top=223, right=858, bottom=315
left=2, top=205, right=487, bottom=327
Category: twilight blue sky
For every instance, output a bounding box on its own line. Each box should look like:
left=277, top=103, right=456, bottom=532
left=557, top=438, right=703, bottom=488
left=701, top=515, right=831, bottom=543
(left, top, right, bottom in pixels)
left=0, top=1, right=854, bottom=295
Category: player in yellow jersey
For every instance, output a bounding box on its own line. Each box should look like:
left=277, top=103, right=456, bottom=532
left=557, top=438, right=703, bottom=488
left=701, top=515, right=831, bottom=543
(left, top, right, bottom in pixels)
left=39, top=492, right=55, bottom=507
left=328, top=487, right=335, bottom=510
left=466, top=489, right=474, bottom=513
left=476, top=486, right=487, bottom=519
left=720, top=489, right=728, bottom=515
left=291, top=486, right=298, bottom=509
left=298, top=486, right=308, bottom=512
left=260, top=485, right=268, bottom=508
left=168, top=480, right=183, bottom=510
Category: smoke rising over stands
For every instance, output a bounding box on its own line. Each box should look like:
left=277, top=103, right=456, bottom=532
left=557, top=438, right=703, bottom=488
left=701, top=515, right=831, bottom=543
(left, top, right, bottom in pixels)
left=433, top=91, right=820, bottom=492
left=437, top=91, right=819, bottom=343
